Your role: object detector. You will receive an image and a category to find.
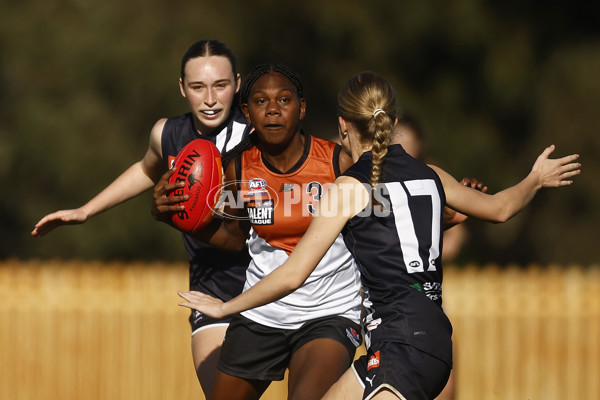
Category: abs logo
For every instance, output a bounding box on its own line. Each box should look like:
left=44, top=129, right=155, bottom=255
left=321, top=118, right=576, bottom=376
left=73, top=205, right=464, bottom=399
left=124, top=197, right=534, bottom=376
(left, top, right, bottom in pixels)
left=367, top=351, right=381, bottom=371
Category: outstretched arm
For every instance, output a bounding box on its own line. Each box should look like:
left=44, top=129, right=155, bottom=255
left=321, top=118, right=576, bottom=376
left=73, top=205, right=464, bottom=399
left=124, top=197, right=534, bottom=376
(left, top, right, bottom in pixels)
left=177, top=176, right=369, bottom=319
left=432, top=145, right=581, bottom=223
left=32, top=119, right=166, bottom=237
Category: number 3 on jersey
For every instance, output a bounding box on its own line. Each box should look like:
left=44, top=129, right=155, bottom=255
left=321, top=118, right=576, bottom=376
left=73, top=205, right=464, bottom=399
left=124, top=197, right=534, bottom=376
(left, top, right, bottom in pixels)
left=385, top=179, right=442, bottom=274
left=306, top=181, right=323, bottom=215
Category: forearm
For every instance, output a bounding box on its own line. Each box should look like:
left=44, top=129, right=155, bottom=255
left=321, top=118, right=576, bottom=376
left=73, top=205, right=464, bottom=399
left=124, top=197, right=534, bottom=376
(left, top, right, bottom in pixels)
left=188, top=218, right=248, bottom=252
left=490, top=171, right=541, bottom=223
left=220, top=264, right=301, bottom=316
left=81, top=162, right=155, bottom=217
left=220, top=207, right=346, bottom=315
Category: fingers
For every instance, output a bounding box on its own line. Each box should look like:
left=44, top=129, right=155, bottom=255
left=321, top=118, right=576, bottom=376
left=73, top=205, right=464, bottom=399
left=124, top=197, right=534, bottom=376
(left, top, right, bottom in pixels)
left=177, top=290, right=215, bottom=303
left=177, top=290, right=205, bottom=301
left=152, top=174, right=188, bottom=221
left=541, top=144, right=556, bottom=158
left=543, top=158, right=581, bottom=187
left=558, top=153, right=580, bottom=165
left=154, top=169, right=186, bottom=200
left=31, top=210, right=86, bottom=237
left=459, top=177, right=488, bottom=193
left=156, top=170, right=188, bottom=204
left=177, top=291, right=224, bottom=319
left=561, top=159, right=581, bottom=174
left=156, top=168, right=175, bottom=188
left=535, top=146, right=582, bottom=188
left=558, top=165, right=581, bottom=185
left=154, top=178, right=186, bottom=199
left=557, top=154, right=581, bottom=185
left=31, top=219, right=49, bottom=236
left=31, top=223, right=54, bottom=237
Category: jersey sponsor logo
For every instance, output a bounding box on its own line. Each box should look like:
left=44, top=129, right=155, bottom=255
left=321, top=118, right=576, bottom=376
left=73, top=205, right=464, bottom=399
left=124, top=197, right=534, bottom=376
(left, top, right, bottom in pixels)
left=365, top=375, right=376, bottom=387
left=212, top=180, right=280, bottom=221
left=247, top=203, right=274, bottom=225
left=367, top=351, right=381, bottom=371
left=246, top=178, right=275, bottom=225
left=345, top=327, right=361, bottom=347
left=279, top=183, right=296, bottom=192
left=248, top=178, right=267, bottom=190
left=192, top=310, right=203, bottom=324
left=366, top=318, right=382, bottom=331
left=423, top=281, right=442, bottom=301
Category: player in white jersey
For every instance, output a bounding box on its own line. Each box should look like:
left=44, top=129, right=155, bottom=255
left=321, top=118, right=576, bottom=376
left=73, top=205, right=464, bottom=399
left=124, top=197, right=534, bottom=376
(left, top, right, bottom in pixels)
left=178, top=71, right=581, bottom=399
left=168, top=63, right=362, bottom=400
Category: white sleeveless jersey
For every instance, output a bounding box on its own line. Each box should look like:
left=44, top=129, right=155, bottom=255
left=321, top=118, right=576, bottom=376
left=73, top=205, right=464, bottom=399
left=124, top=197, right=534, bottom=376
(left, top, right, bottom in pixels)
left=242, top=229, right=362, bottom=329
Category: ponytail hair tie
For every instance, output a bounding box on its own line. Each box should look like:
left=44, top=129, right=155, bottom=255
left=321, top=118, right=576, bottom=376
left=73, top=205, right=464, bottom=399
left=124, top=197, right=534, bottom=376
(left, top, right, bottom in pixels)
left=373, top=108, right=386, bottom=118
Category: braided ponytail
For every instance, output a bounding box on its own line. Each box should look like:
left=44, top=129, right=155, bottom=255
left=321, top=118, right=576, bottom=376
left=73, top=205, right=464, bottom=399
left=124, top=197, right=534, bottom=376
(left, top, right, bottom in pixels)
left=369, top=110, right=393, bottom=188
left=337, top=72, right=398, bottom=191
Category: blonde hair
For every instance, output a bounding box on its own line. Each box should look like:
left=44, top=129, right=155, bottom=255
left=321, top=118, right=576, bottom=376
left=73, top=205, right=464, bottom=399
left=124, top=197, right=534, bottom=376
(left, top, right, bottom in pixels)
left=337, top=71, right=398, bottom=188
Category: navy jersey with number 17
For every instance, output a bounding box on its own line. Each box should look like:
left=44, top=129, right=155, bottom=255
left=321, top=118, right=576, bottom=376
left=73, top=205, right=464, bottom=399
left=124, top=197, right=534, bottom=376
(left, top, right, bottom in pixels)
left=342, top=144, right=453, bottom=367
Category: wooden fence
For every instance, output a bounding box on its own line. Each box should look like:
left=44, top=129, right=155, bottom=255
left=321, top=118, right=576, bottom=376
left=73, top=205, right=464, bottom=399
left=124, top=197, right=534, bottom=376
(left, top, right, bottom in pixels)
left=1, top=260, right=598, bottom=400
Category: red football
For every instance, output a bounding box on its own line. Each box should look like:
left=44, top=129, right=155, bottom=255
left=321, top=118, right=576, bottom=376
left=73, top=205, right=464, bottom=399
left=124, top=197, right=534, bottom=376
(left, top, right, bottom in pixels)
left=167, top=139, right=223, bottom=233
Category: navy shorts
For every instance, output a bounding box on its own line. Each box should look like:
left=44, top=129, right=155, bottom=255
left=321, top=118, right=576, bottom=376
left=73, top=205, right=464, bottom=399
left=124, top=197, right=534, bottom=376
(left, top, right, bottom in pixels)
left=190, top=310, right=233, bottom=335
left=352, top=342, right=450, bottom=400
left=218, top=314, right=362, bottom=381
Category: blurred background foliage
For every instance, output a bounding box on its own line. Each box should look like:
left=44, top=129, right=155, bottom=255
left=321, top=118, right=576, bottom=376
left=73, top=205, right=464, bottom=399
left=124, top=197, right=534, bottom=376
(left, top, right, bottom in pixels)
left=1, top=0, right=598, bottom=265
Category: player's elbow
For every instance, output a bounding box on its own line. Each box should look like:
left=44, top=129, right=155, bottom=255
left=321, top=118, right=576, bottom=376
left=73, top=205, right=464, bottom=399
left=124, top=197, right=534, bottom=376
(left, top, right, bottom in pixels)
left=490, top=207, right=515, bottom=224
left=279, top=273, right=306, bottom=294
left=289, top=275, right=307, bottom=292
left=228, top=239, right=247, bottom=253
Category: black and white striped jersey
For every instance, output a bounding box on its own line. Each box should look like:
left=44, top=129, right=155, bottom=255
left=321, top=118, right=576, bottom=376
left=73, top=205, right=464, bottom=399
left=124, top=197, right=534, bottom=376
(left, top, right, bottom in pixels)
left=161, top=109, right=252, bottom=309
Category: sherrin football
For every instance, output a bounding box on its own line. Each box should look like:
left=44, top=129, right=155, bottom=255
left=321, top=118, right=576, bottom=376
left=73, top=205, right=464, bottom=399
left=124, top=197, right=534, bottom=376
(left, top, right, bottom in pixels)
left=167, top=139, right=223, bottom=233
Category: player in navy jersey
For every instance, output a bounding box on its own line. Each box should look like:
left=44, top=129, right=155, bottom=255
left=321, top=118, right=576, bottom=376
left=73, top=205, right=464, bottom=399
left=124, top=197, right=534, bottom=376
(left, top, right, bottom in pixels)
left=178, top=71, right=581, bottom=399
left=32, top=40, right=252, bottom=398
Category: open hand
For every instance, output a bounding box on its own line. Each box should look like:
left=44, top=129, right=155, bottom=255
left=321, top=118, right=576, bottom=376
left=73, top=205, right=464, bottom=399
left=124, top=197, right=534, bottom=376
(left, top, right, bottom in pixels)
left=178, top=290, right=227, bottom=319
left=532, top=145, right=581, bottom=188
left=31, top=209, right=88, bottom=237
